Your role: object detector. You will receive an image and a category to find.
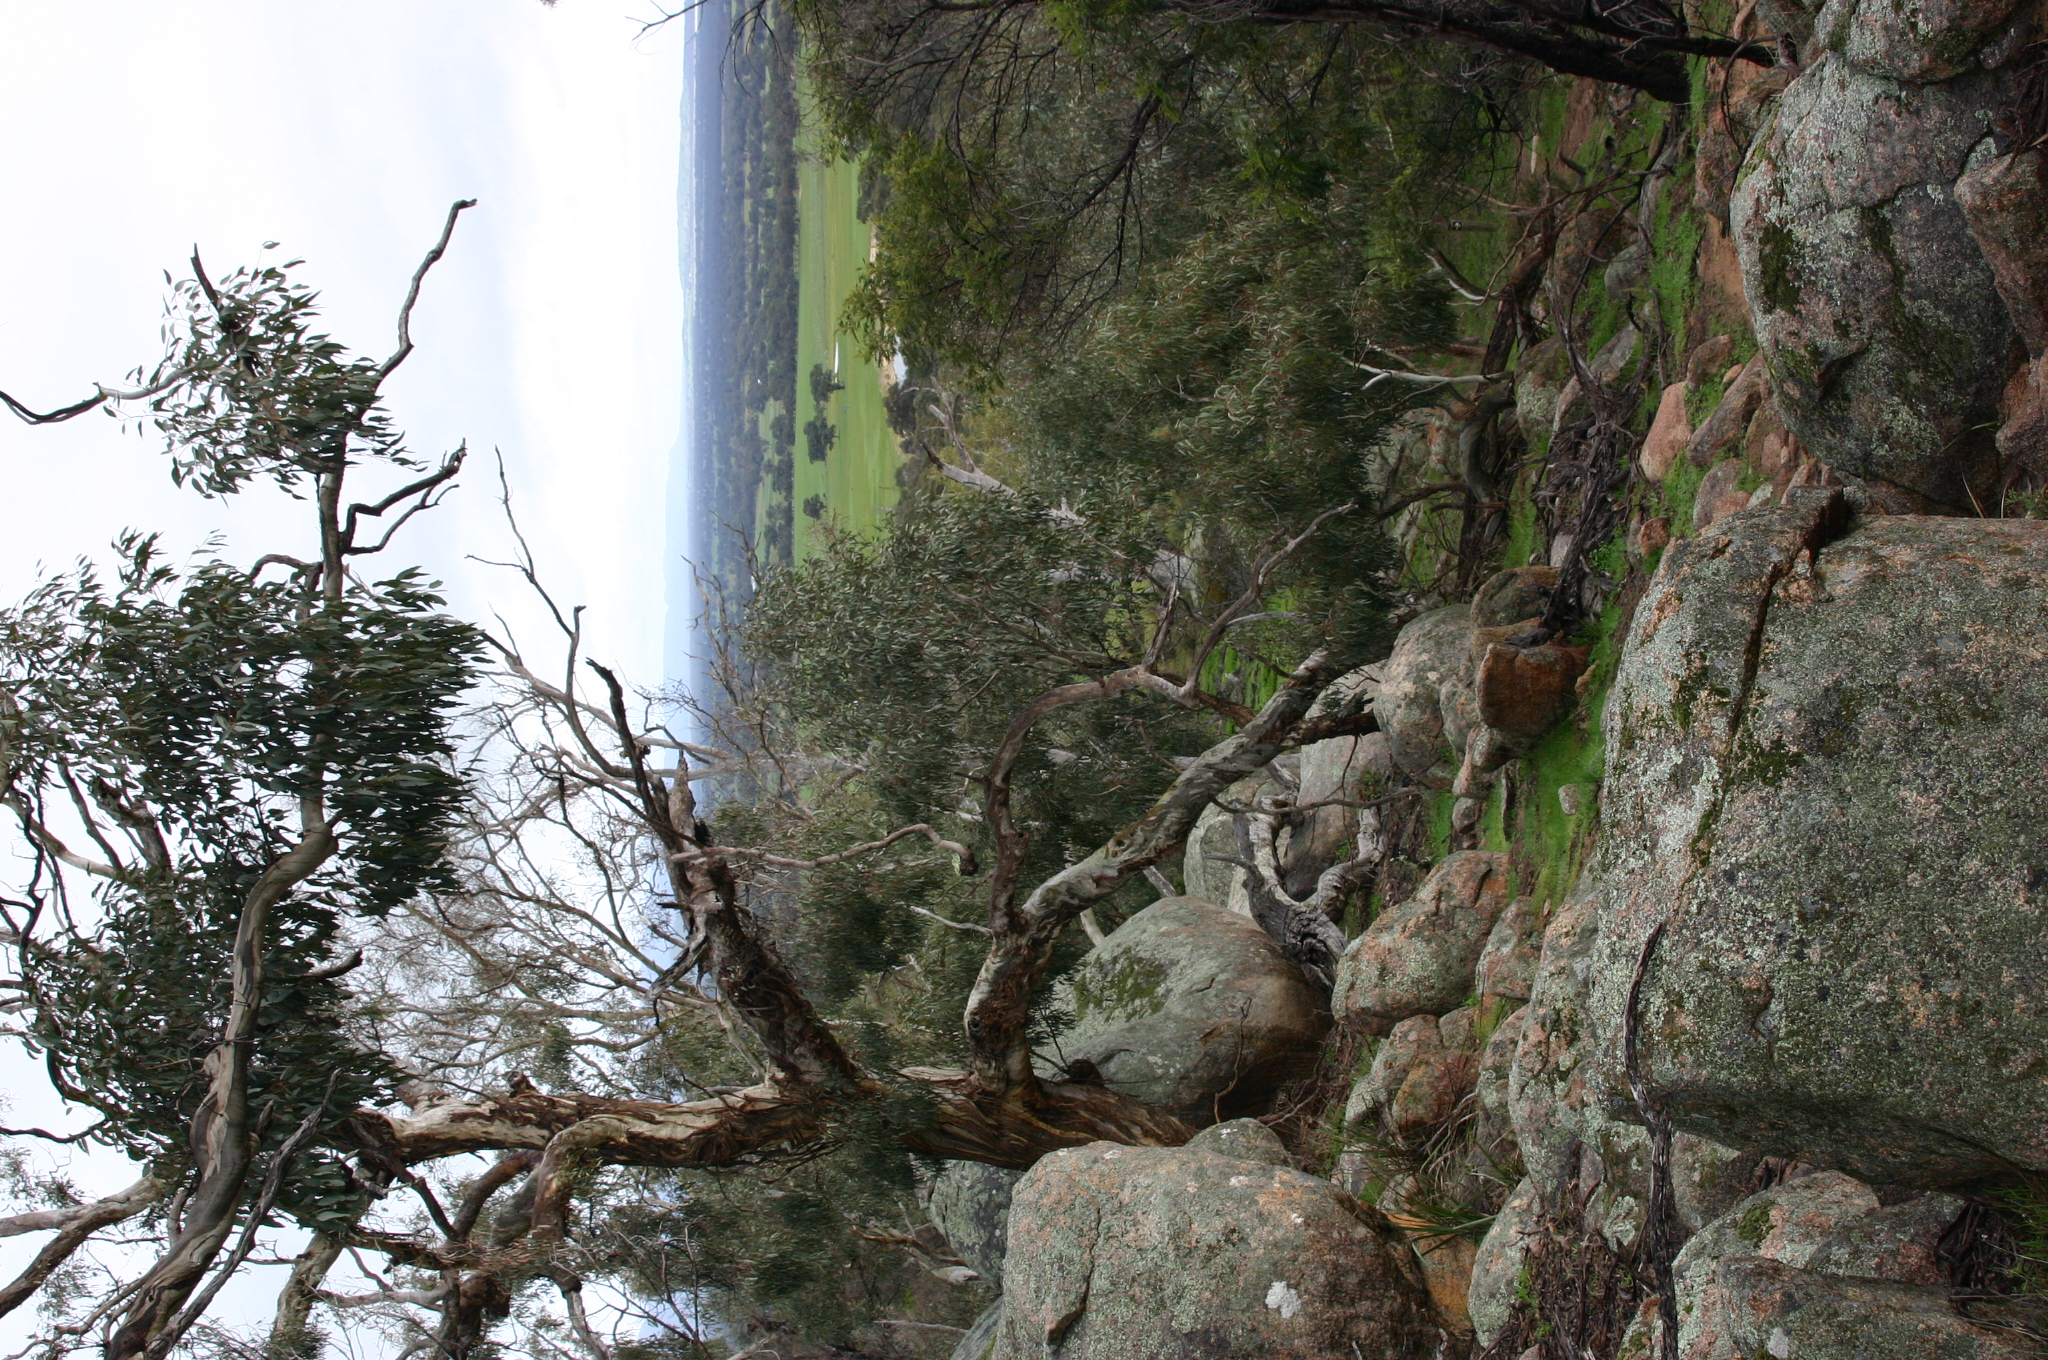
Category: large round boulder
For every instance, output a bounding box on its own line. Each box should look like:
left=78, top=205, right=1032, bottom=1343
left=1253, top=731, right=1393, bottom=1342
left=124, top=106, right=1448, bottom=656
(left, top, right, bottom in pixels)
left=1331, top=852, right=1509, bottom=1035
left=1731, top=55, right=2014, bottom=510
left=987, top=1140, right=1440, bottom=1359
left=1046, top=897, right=1327, bottom=1125
left=1584, top=494, right=2048, bottom=1185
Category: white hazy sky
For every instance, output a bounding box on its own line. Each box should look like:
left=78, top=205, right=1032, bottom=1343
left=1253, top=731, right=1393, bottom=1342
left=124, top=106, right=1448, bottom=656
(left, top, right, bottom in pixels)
left=0, top=1, right=687, bottom=1346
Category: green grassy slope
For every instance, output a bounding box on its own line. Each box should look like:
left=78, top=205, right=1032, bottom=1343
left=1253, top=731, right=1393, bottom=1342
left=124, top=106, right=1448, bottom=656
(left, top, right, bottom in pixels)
left=789, top=132, right=905, bottom=560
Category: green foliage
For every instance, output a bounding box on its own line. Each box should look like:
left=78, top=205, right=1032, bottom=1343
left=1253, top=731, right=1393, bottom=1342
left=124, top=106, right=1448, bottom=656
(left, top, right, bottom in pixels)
left=806, top=1, right=1513, bottom=374
left=992, top=186, right=1439, bottom=669
left=1, top=541, right=478, bottom=1169
left=140, top=259, right=413, bottom=495
left=745, top=487, right=1223, bottom=854
left=0, top=246, right=482, bottom=1224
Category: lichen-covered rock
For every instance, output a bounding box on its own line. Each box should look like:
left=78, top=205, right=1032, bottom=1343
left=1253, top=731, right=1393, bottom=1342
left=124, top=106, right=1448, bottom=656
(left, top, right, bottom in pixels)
left=1956, top=143, right=2048, bottom=474
left=1509, top=883, right=1759, bottom=1250
left=1676, top=1172, right=1891, bottom=1300
left=1691, top=459, right=1750, bottom=531
left=1671, top=1170, right=1966, bottom=1336
left=1640, top=381, right=1691, bottom=481
left=1507, top=883, right=1658, bottom=1246
left=1365, top=1179, right=1479, bottom=1344
left=1584, top=498, right=2048, bottom=1184
left=1184, top=1117, right=1291, bottom=1166
left=1682, top=1260, right=2035, bottom=1360
left=1332, top=852, right=1509, bottom=1034
left=1362, top=1007, right=1479, bottom=1144
left=1474, top=1004, right=1527, bottom=1154
left=1469, top=1176, right=1540, bottom=1349
left=1474, top=897, right=1541, bottom=1002
left=1287, top=667, right=1391, bottom=895
left=928, top=1160, right=1024, bottom=1287
left=1388, top=1044, right=1478, bottom=1144
left=1047, top=897, right=1327, bottom=1126
left=1804, top=1192, right=1968, bottom=1282
left=1471, top=566, right=1557, bottom=628
left=1377, top=604, right=1473, bottom=781
left=1731, top=55, right=2014, bottom=509
left=1474, top=640, right=1590, bottom=751
left=1348, top=1015, right=1443, bottom=1129
left=1811, top=0, right=2027, bottom=83
left=1182, top=774, right=1268, bottom=914
left=990, top=1141, right=1439, bottom=1360
left=1684, top=353, right=1766, bottom=471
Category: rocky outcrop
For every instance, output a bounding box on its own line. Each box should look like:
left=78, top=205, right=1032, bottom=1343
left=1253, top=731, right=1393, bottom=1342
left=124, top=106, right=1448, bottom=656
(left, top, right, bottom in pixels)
left=986, top=1139, right=1440, bottom=1359
left=1045, top=896, right=1328, bottom=1125
left=1582, top=495, right=2048, bottom=1184
left=1181, top=776, right=1262, bottom=915
left=952, top=1303, right=1004, bottom=1360
left=1674, top=1261, right=2034, bottom=1359
left=1180, top=664, right=1393, bottom=927
left=1286, top=666, right=1391, bottom=897
left=1634, top=1172, right=2027, bottom=1359
left=1469, top=1176, right=1541, bottom=1350
left=1355, top=569, right=1593, bottom=852
left=1728, top=0, right=2044, bottom=510
left=1473, top=896, right=1540, bottom=1003
left=1378, top=603, right=1476, bottom=781
left=928, top=1160, right=1023, bottom=1286
left=1683, top=353, right=1765, bottom=472
left=1507, top=881, right=1761, bottom=1254
left=1346, top=1007, right=1482, bottom=1145
left=1184, top=1116, right=1292, bottom=1166
left=1331, top=851, right=1509, bottom=1034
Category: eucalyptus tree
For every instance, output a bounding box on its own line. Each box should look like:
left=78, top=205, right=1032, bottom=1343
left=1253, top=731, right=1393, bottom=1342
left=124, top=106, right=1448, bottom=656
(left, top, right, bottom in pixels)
left=0, top=204, right=483, bottom=1360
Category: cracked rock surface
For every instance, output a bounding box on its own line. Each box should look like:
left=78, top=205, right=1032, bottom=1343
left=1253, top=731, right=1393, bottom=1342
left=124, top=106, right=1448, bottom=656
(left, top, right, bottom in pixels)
left=1582, top=497, right=2048, bottom=1183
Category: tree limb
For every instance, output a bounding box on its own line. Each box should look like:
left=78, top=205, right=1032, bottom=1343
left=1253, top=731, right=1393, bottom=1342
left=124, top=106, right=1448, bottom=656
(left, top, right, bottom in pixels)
left=0, top=1176, right=164, bottom=1320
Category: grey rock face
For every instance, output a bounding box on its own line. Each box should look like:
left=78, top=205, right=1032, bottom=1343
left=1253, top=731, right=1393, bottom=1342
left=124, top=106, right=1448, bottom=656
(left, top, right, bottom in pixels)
left=991, top=1141, right=1438, bottom=1360
left=1473, top=1004, right=1527, bottom=1156
left=927, top=1160, right=1024, bottom=1286
left=1812, top=0, right=2025, bottom=82
left=1507, top=883, right=1659, bottom=1248
left=1509, top=882, right=1759, bottom=1251
left=1731, top=55, right=2014, bottom=509
left=1377, top=604, right=1473, bottom=780
left=1047, top=897, right=1327, bottom=1126
left=1684, top=1260, right=2035, bottom=1359
left=1181, top=774, right=1268, bottom=914
left=1332, top=851, right=1509, bottom=1035
left=1288, top=716, right=1391, bottom=897
left=1474, top=897, right=1541, bottom=1002
left=1672, top=1172, right=1962, bottom=1315
left=1348, top=1015, right=1443, bottom=1129
left=1583, top=499, right=2048, bottom=1184
left=1468, top=1176, right=1540, bottom=1350
left=1664, top=1173, right=2008, bottom=1358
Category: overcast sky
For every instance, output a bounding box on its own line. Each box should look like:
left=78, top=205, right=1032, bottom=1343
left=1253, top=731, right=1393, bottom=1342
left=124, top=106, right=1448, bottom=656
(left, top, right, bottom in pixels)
left=0, top=1, right=686, bottom=1343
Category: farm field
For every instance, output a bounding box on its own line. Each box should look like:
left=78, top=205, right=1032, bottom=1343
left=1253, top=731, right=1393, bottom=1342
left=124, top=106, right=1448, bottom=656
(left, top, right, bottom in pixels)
left=767, top=126, right=905, bottom=562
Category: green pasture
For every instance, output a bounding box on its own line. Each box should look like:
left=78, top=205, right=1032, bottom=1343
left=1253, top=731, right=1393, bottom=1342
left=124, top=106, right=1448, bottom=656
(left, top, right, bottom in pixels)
left=790, top=135, right=904, bottom=559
